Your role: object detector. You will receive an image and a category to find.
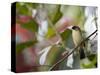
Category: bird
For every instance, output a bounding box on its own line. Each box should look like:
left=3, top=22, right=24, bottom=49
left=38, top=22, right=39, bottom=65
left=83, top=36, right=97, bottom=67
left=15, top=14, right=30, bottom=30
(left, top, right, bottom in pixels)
left=67, top=25, right=86, bottom=59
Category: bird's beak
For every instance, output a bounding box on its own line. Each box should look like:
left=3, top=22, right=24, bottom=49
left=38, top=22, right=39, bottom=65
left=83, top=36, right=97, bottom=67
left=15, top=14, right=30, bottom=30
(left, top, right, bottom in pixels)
left=67, top=26, right=73, bottom=30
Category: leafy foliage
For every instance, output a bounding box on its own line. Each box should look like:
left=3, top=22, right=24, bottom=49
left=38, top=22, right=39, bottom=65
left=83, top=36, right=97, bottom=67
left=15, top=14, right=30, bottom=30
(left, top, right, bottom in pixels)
left=22, top=20, right=38, bottom=32
left=15, top=2, right=97, bottom=72
left=16, top=40, right=37, bottom=53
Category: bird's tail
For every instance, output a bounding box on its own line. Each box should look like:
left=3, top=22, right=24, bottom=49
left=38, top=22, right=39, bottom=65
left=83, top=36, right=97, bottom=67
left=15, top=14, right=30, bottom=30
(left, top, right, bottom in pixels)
left=79, top=48, right=86, bottom=59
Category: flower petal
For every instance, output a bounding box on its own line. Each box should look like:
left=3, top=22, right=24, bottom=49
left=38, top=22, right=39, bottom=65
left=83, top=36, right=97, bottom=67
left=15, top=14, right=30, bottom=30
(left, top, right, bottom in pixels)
left=39, top=46, right=52, bottom=65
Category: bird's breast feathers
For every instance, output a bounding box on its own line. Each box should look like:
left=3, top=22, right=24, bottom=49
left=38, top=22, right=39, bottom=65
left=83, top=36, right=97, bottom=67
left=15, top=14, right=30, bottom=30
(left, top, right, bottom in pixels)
left=72, top=30, right=83, bottom=47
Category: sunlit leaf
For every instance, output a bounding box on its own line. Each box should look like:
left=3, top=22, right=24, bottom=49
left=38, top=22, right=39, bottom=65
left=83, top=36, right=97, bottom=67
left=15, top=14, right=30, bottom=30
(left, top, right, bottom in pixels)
left=46, top=26, right=71, bottom=40
left=80, top=58, right=95, bottom=68
left=45, top=27, right=56, bottom=39
left=44, top=5, right=62, bottom=24
left=16, top=3, right=32, bottom=16
left=61, top=6, right=84, bottom=25
left=80, top=54, right=97, bottom=68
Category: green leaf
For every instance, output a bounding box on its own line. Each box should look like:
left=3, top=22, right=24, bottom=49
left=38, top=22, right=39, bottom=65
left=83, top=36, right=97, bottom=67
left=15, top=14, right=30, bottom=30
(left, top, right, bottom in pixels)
left=87, top=54, right=96, bottom=61
left=51, top=6, right=62, bottom=24
left=81, top=59, right=95, bottom=68
left=16, top=40, right=37, bottom=53
left=46, top=27, right=71, bottom=41
left=18, top=5, right=29, bottom=15
left=61, top=6, right=84, bottom=25
left=22, top=20, right=38, bottom=32
left=45, top=27, right=56, bottom=39
left=80, top=54, right=97, bottom=68
left=44, top=5, right=62, bottom=24
left=45, top=46, right=62, bottom=65
left=60, top=30, right=72, bottom=41
left=38, top=45, right=64, bottom=71
left=16, top=2, right=32, bottom=16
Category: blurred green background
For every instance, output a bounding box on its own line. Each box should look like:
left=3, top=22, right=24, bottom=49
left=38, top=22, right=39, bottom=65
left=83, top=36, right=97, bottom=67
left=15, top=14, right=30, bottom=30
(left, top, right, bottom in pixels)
left=15, top=2, right=97, bottom=72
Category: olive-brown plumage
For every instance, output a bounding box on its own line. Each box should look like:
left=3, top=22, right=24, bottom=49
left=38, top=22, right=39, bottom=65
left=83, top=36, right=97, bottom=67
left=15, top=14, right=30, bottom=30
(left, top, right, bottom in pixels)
left=67, top=26, right=85, bottom=59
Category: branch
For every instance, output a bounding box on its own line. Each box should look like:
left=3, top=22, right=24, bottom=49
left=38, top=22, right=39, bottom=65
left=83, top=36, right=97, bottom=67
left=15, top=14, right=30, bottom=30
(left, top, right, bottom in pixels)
left=49, top=30, right=97, bottom=71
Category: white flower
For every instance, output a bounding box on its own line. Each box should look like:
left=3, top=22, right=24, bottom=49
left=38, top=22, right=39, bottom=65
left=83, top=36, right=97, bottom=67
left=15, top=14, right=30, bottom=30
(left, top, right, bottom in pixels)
left=39, top=46, right=52, bottom=65
left=37, top=20, right=48, bottom=41
left=84, top=7, right=97, bottom=40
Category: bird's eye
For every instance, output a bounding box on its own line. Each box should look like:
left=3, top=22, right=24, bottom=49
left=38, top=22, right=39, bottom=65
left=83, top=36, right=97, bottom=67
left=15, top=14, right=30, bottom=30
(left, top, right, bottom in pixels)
left=72, top=26, right=79, bottom=30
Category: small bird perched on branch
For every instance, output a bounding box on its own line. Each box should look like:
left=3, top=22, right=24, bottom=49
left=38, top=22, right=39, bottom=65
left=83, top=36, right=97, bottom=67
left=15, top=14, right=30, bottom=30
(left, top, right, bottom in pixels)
left=67, top=25, right=86, bottom=59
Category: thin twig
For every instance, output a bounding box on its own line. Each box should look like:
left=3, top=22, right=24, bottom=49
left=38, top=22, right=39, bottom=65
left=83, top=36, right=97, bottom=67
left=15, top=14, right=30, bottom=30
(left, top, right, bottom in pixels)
left=49, top=30, right=97, bottom=71
left=91, top=32, right=97, bottom=41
